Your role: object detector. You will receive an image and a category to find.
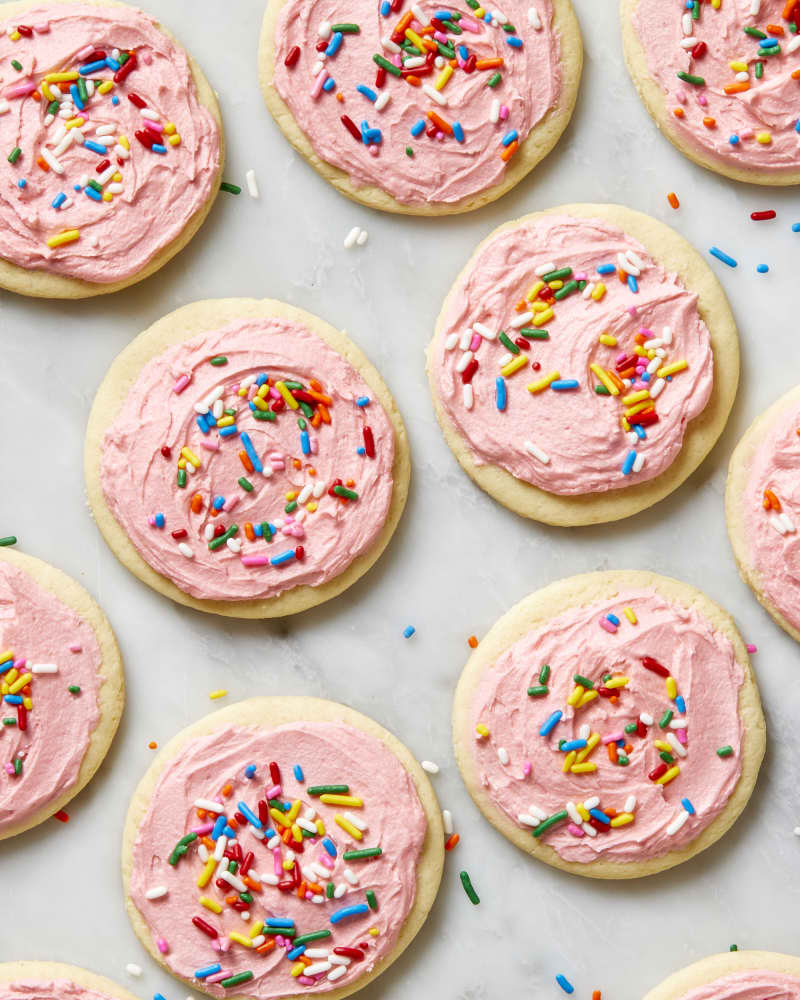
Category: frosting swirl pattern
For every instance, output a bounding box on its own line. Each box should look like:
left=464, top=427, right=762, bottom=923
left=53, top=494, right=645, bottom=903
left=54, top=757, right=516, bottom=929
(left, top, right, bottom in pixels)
left=675, top=970, right=800, bottom=1000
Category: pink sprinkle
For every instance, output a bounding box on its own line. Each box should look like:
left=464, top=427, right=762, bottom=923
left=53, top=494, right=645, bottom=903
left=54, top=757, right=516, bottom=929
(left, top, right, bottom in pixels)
left=697, top=93, right=707, bottom=106
left=616, top=352, right=627, bottom=363
left=4, top=764, right=13, bottom=776
left=499, top=104, right=509, bottom=120
left=319, top=853, right=334, bottom=869
left=638, top=327, right=653, bottom=336
left=298, top=978, right=315, bottom=986
left=740, top=128, right=754, bottom=140
left=746, top=643, right=757, bottom=653
left=147, top=515, right=157, bottom=527
left=677, top=729, right=688, bottom=745
left=224, top=496, right=240, bottom=512
left=305, top=890, right=314, bottom=900
left=522, top=760, right=532, bottom=777
left=599, top=617, right=617, bottom=634
left=602, top=732, right=625, bottom=745
left=76, top=44, right=94, bottom=60
left=310, top=437, right=319, bottom=455
left=191, top=822, right=215, bottom=835
left=434, top=29, right=447, bottom=41
left=33, top=22, right=50, bottom=32
left=14, top=658, right=26, bottom=668
left=156, top=938, right=169, bottom=954
left=275, top=935, right=285, bottom=947
left=69, top=643, right=82, bottom=653
left=368, top=144, right=379, bottom=156
left=172, top=374, right=190, bottom=394
left=626, top=306, right=638, bottom=316
left=675, top=88, right=687, bottom=103
left=205, top=971, right=231, bottom=984
left=4, top=82, right=36, bottom=99
left=141, top=49, right=153, bottom=65
left=567, top=823, right=585, bottom=837
left=242, top=554, right=269, bottom=567
left=273, top=849, right=283, bottom=876
left=266, top=783, right=281, bottom=798
left=143, top=118, right=163, bottom=134
left=311, top=69, right=328, bottom=99
left=436, top=130, right=445, bottom=140
left=460, top=16, right=481, bottom=30
left=575, top=272, right=588, bottom=281
left=392, top=53, right=402, bottom=67
left=200, top=440, right=219, bottom=452
left=469, top=333, right=481, bottom=351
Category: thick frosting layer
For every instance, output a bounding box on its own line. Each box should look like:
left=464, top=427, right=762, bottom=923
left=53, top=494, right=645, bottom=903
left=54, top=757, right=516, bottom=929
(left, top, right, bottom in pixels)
left=742, top=397, right=800, bottom=630
left=0, top=4, right=220, bottom=282
left=1, top=981, right=122, bottom=1000
left=470, top=588, right=744, bottom=863
left=0, top=560, right=102, bottom=835
left=272, top=0, right=561, bottom=206
left=434, top=214, right=713, bottom=495
left=100, top=318, right=396, bottom=603
left=633, top=0, right=800, bottom=173
left=128, top=722, right=427, bottom=998
left=677, top=970, right=800, bottom=1000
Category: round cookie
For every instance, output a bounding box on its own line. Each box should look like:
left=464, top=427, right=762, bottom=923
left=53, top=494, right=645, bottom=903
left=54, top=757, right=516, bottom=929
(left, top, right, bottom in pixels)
left=0, top=546, right=124, bottom=841
left=0, top=0, right=224, bottom=298
left=84, top=298, right=410, bottom=618
left=726, top=384, right=800, bottom=644
left=427, top=203, right=738, bottom=525
left=643, top=952, right=800, bottom=1000
left=122, top=696, right=444, bottom=1000
left=452, top=571, right=765, bottom=879
left=0, top=961, right=144, bottom=1000
left=259, top=0, right=582, bottom=215
left=621, top=0, right=800, bottom=186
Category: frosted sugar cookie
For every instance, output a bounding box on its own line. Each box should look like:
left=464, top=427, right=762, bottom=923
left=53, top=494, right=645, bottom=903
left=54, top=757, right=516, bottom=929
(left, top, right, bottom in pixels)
left=0, top=962, right=143, bottom=1000
left=643, top=951, right=800, bottom=1000
left=122, top=697, right=444, bottom=1000
left=259, top=0, right=582, bottom=213
left=452, top=571, right=765, bottom=878
left=428, top=203, right=738, bottom=525
left=0, top=546, right=124, bottom=841
left=0, top=0, right=224, bottom=297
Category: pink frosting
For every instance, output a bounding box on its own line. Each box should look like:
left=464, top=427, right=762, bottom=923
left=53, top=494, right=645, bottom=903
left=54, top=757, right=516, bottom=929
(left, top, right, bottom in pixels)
left=470, top=588, right=745, bottom=863
left=632, top=0, right=800, bottom=173
left=0, top=560, right=102, bottom=835
left=742, top=396, right=800, bottom=631
left=1, top=981, right=123, bottom=1000
left=272, top=0, right=562, bottom=206
left=434, top=213, right=713, bottom=495
left=100, top=317, right=396, bottom=603
left=0, top=4, right=220, bottom=282
left=128, top=721, right=427, bottom=998
left=677, top=970, right=800, bottom=1000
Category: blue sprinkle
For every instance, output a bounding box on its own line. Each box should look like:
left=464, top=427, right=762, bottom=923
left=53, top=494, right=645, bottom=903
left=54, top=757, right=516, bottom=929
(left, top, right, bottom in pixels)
left=288, top=946, right=306, bottom=960
left=264, top=828, right=277, bottom=840
left=195, top=964, right=222, bottom=979
left=330, top=903, right=370, bottom=924
left=253, top=522, right=263, bottom=537
left=616, top=738, right=625, bottom=748
left=266, top=917, right=295, bottom=928
left=452, top=120, right=464, bottom=142
left=681, top=797, right=695, bottom=815
left=357, top=446, right=366, bottom=455
left=105, top=56, right=121, bottom=70
left=196, top=413, right=210, bottom=434
left=300, top=430, right=311, bottom=455
left=69, top=83, right=84, bottom=110
left=709, top=246, right=738, bottom=268
left=761, top=36, right=779, bottom=46
left=244, top=764, right=257, bottom=778
left=154, top=512, right=165, bottom=528
left=240, top=432, right=263, bottom=473
left=793, top=222, right=800, bottom=232
left=550, top=379, right=579, bottom=390
left=326, top=31, right=343, bottom=56
left=211, top=815, right=227, bottom=840
left=627, top=273, right=639, bottom=293
left=205, top=412, right=217, bottom=428
left=256, top=373, right=268, bottom=386
left=4, top=695, right=23, bottom=705
left=270, top=549, right=297, bottom=567
left=380, top=0, right=391, bottom=14
left=112, top=95, right=120, bottom=105
left=556, top=975, right=575, bottom=995
left=501, top=129, right=518, bottom=146
left=795, top=118, right=800, bottom=133
left=403, top=625, right=416, bottom=638
left=17, top=178, right=26, bottom=188
left=597, top=262, right=616, bottom=274
left=83, top=139, right=108, bottom=155
left=641, top=372, right=651, bottom=383
left=237, top=802, right=263, bottom=829
left=562, top=739, right=588, bottom=752
left=757, top=263, right=769, bottom=273
left=622, top=450, right=637, bottom=475
left=435, top=9, right=455, bottom=17
left=589, top=808, right=611, bottom=824
left=356, top=395, right=371, bottom=406
left=51, top=191, right=66, bottom=209
left=151, top=143, right=167, bottom=154
left=633, top=424, right=646, bottom=440
left=540, top=710, right=562, bottom=737
left=79, top=59, right=106, bottom=75
left=410, top=118, right=426, bottom=137
left=84, top=186, right=102, bottom=202
left=154, top=994, right=167, bottom=1000
left=294, top=764, right=304, bottom=782
left=322, top=77, right=336, bottom=91
left=322, top=837, right=337, bottom=857
left=73, top=183, right=82, bottom=191
left=506, top=35, right=522, bottom=47
left=212, top=496, right=226, bottom=510
left=495, top=376, right=507, bottom=411
left=218, top=424, right=239, bottom=437
left=607, top=613, right=620, bottom=626
left=357, top=84, right=377, bottom=102
left=483, top=11, right=492, bottom=20
left=729, top=134, right=740, bottom=145
left=222, top=825, right=236, bottom=838
left=675, top=695, right=686, bottom=713
left=458, top=44, right=469, bottom=60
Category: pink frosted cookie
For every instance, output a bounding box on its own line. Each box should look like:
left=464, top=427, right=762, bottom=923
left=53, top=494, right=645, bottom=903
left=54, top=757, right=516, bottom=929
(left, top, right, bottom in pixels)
left=122, top=698, right=444, bottom=1000
left=622, top=0, right=800, bottom=184
left=727, top=384, right=800, bottom=643
left=643, top=952, right=800, bottom=1000
left=0, top=1, right=224, bottom=298
left=259, top=0, right=582, bottom=213
left=0, top=547, right=123, bottom=841
left=0, top=962, right=145, bottom=1000
left=85, top=299, right=410, bottom=618
left=427, top=203, right=739, bottom=525
left=452, top=571, right=765, bottom=878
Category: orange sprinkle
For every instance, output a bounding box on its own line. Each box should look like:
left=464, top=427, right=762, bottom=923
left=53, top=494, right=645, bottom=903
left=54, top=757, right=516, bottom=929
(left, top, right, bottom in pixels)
left=702, top=116, right=716, bottom=128
left=256, top=940, right=276, bottom=956
left=36, top=155, right=50, bottom=172
left=667, top=191, right=680, bottom=209
left=293, top=458, right=302, bottom=469
left=191, top=492, right=204, bottom=514
left=311, top=412, right=322, bottom=428
left=306, top=880, right=324, bottom=894
left=201, top=836, right=215, bottom=850
left=148, top=740, right=157, bottom=749
left=784, top=0, right=796, bottom=16
left=336, top=92, right=344, bottom=102
left=593, top=992, right=602, bottom=1000
left=210, top=506, right=219, bottom=518
left=395, top=10, right=413, bottom=33
left=514, top=299, right=526, bottom=312
left=221, top=783, right=233, bottom=797
left=239, top=450, right=254, bottom=474
left=605, top=807, right=617, bottom=818
left=307, top=467, right=316, bottom=476
left=767, top=22, right=785, bottom=33
left=445, top=832, right=460, bottom=851
left=228, top=817, right=239, bottom=830
left=427, top=110, right=452, bottom=134
left=610, top=695, right=619, bottom=705
left=476, top=57, right=504, bottom=69
left=225, top=894, right=237, bottom=905
left=617, top=268, right=628, bottom=284
left=764, top=488, right=782, bottom=511
left=196, top=808, right=206, bottom=819
left=318, top=402, right=331, bottom=424
left=243, top=876, right=262, bottom=893
left=468, top=635, right=478, bottom=649
left=420, top=24, right=435, bottom=33
left=405, top=74, right=421, bottom=86
left=608, top=742, right=618, bottom=763
left=297, top=881, right=307, bottom=899
left=310, top=378, right=324, bottom=392
left=306, top=389, right=332, bottom=405
left=345, top=479, right=355, bottom=488
left=724, top=82, right=750, bottom=94
left=244, top=522, right=255, bottom=542
left=624, top=743, right=633, bottom=754
left=673, top=106, right=685, bottom=118
left=792, top=67, right=800, bottom=79
left=500, top=139, right=518, bottom=162
left=32, top=90, right=41, bottom=101
left=634, top=332, right=646, bottom=345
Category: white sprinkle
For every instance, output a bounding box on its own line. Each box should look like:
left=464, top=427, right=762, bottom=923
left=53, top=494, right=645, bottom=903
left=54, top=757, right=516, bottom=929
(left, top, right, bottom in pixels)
left=412, top=3, right=426, bottom=21
left=204, top=524, right=215, bottom=541
left=139, top=107, right=159, bottom=120
left=219, top=870, right=247, bottom=893
left=528, top=804, right=548, bottom=820
left=260, top=873, right=279, bottom=885
left=581, top=282, right=595, bottom=299
left=780, top=512, right=796, bottom=534
left=463, top=384, right=474, bottom=410
left=666, top=809, right=690, bottom=835
left=344, top=225, right=361, bottom=249
left=680, top=36, right=698, bottom=48
left=640, top=713, right=653, bottom=726
left=524, top=440, right=550, bottom=464
left=473, top=321, right=497, bottom=341
left=96, top=123, right=116, bottom=136
left=333, top=883, right=348, bottom=898
left=245, top=169, right=259, bottom=198
left=226, top=537, right=242, bottom=553
left=442, top=809, right=453, bottom=835
left=682, top=11, right=692, bottom=34
left=535, top=261, right=556, bottom=276
left=178, top=543, right=194, bottom=559
left=329, top=955, right=351, bottom=966
left=456, top=350, right=474, bottom=373
left=661, top=325, right=673, bottom=345
left=489, top=97, right=500, bottom=123
left=643, top=338, right=663, bottom=350
left=422, top=83, right=447, bottom=106
left=195, top=797, right=223, bottom=812
left=584, top=796, right=600, bottom=810
left=666, top=732, right=688, bottom=758
left=381, top=35, right=401, bottom=53
left=343, top=810, right=367, bottom=831
left=649, top=377, right=666, bottom=400
left=618, top=251, right=639, bottom=277
left=632, top=453, right=645, bottom=473
left=566, top=802, right=582, bottom=824
left=735, top=70, right=750, bottom=82
left=356, top=228, right=368, bottom=246
left=0, top=99, right=9, bottom=115
left=305, top=949, right=329, bottom=959
left=31, top=663, right=58, bottom=674
left=296, top=817, right=318, bottom=834
left=114, top=144, right=130, bottom=160
left=343, top=867, right=358, bottom=885
left=750, top=0, right=761, bottom=15
left=53, top=130, right=75, bottom=157
left=125, top=965, right=142, bottom=978
left=497, top=746, right=509, bottom=765
left=624, top=795, right=637, bottom=813
left=327, top=966, right=347, bottom=982
left=421, top=760, right=439, bottom=774
left=625, top=249, right=647, bottom=272
left=770, top=513, right=788, bottom=536
left=578, top=724, right=590, bottom=740
left=39, top=147, right=64, bottom=174
left=304, top=963, right=332, bottom=977
left=198, top=844, right=209, bottom=862
left=669, top=717, right=688, bottom=729
left=646, top=357, right=660, bottom=375
left=518, top=813, right=539, bottom=826
left=145, top=886, right=168, bottom=900
left=403, top=56, right=426, bottom=69
left=794, top=826, right=800, bottom=836
left=445, top=333, right=459, bottom=351
left=528, top=6, right=542, bottom=29
left=375, top=90, right=391, bottom=111
left=509, top=311, right=533, bottom=328
left=459, top=328, right=473, bottom=350
left=582, top=822, right=597, bottom=837
left=787, top=34, right=800, bottom=53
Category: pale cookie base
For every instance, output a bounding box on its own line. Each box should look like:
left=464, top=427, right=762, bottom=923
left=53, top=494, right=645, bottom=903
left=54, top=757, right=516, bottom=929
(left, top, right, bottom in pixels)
left=427, top=202, right=739, bottom=526
left=0, top=547, right=124, bottom=841
left=122, top=696, right=445, bottom=1000
left=84, top=297, right=411, bottom=618
left=258, top=0, right=583, bottom=215
left=0, top=0, right=226, bottom=299
left=0, top=961, right=143, bottom=1000
left=643, top=951, right=800, bottom=1000
left=726, top=383, right=800, bottom=645
left=620, top=0, right=800, bottom=186
left=452, top=570, right=765, bottom=879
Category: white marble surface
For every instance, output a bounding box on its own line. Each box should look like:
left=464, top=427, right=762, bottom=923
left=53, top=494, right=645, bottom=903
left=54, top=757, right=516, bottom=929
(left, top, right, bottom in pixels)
left=2, top=1, right=800, bottom=998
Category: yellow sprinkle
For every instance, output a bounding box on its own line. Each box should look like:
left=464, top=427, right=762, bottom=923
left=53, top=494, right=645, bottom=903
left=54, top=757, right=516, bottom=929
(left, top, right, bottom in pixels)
left=624, top=400, right=652, bottom=419
left=282, top=859, right=294, bottom=870
left=216, top=415, right=235, bottom=428
left=307, top=501, right=318, bottom=513
left=102, top=191, right=113, bottom=202
left=199, top=895, right=222, bottom=913
left=315, top=819, right=326, bottom=836
left=527, top=370, right=560, bottom=394
left=531, top=300, right=550, bottom=313
left=164, top=121, right=176, bottom=135
left=335, top=814, right=363, bottom=840
left=591, top=283, right=606, bottom=301
left=4, top=669, right=18, bottom=686
left=22, top=696, right=32, bottom=710
left=237, top=387, right=248, bottom=397
left=500, top=355, right=528, bottom=377
left=10, top=30, right=20, bottom=41
left=562, top=750, right=577, bottom=773
left=610, top=812, right=635, bottom=827
left=65, top=116, right=85, bottom=129
left=181, top=446, right=202, bottom=468
left=97, top=80, right=114, bottom=95
left=168, top=134, right=182, bottom=146
left=286, top=491, right=298, bottom=501
left=576, top=803, right=591, bottom=822
left=435, top=64, right=453, bottom=90
left=41, top=81, right=55, bottom=101
left=476, top=723, right=489, bottom=739
left=177, top=457, right=187, bottom=469
left=286, top=799, right=302, bottom=822
left=249, top=921, right=263, bottom=938
left=291, top=963, right=305, bottom=978
left=46, top=229, right=80, bottom=249
left=633, top=345, right=648, bottom=357
left=712, top=0, right=721, bottom=7
left=567, top=684, right=584, bottom=707
left=0, top=651, right=13, bottom=664
left=666, top=676, right=678, bottom=700
left=621, top=417, right=631, bottom=432
left=654, top=740, right=673, bottom=753
left=209, top=688, right=227, bottom=700
left=589, top=363, right=619, bottom=396
left=45, top=72, right=79, bottom=82
left=624, top=606, right=637, bottom=625
left=756, top=131, right=772, bottom=144
left=256, top=383, right=269, bottom=398
left=599, top=333, right=617, bottom=347
left=578, top=689, right=598, bottom=708
left=368, top=927, right=379, bottom=937
left=319, top=794, right=363, bottom=807
left=526, top=280, right=544, bottom=300
left=270, top=807, right=289, bottom=828
left=229, top=932, right=253, bottom=948
left=532, top=308, right=554, bottom=327
left=405, top=27, right=426, bottom=49
left=291, top=823, right=303, bottom=843
left=8, top=673, right=31, bottom=695
left=729, top=60, right=747, bottom=72
left=575, top=733, right=600, bottom=764
left=252, top=395, right=270, bottom=411
left=604, top=676, right=629, bottom=689
left=656, top=765, right=681, bottom=785
left=656, top=360, right=688, bottom=378
left=570, top=762, right=597, bottom=774
left=196, top=859, right=217, bottom=889
left=119, top=134, right=130, bottom=150
left=547, top=279, right=564, bottom=290
left=113, top=172, right=122, bottom=182
left=276, top=380, right=299, bottom=409
left=622, top=389, right=650, bottom=406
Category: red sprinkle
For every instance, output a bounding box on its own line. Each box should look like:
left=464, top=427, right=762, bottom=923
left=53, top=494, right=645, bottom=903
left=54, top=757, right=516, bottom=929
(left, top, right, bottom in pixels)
left=128, top=91, right=146, bottom=109
left=514, top=336, right=530, bottom=351
left=363, top=426, right=375, bottom=458
left=16, top=25, right=33, bottom=37
left=649, top=763, right=668, bottom=782
left=375, top=66, right=386, bottom=87
left=113, top=52, right=137, bottom=85
left=160, top=445, right=172, bottom=458
left=134, top=129, right=156, bottom=149
left=171, top=529, right=188, bottom=540
left=333, top=947, right=364, bottom=961
left=341, top=114, right=361, bottom=142
left=445, top=832, right=460, bottom=850
left=691, top=40, right=707, bottom=58
left=284, top=45, right=301, bottom=67
left=294, top=545, right=305, bottom=560
left=636, top=718, right=647, bottom=738
left=53, top=809, right=70, bottom=823
left=95, top=158, right=111, bottom=174
left=192, top=916, right=218, bottom=939
left=461, top=358, right=479, bottom=383
left=269, top=761, right=281, bottom=785
left=642, top=655, right=670, bottom=677
left=751, top=210, right=777, bottom=221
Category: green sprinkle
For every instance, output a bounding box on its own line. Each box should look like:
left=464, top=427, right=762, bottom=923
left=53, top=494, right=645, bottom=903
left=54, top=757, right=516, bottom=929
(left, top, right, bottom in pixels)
left=219, top=973, right=253, bottom=989
left=168, top=832, right=197, bottom=865
left=691, top=0, right=699, bottom=18
left=436, top=42, right=456, bottom=58
left=573, top=674, right=593, bottom=689
left=758, top=45, right=780, bottom=56
left=519, top=328, right=549, bottom=340
left=730, top=944, right=738, bottom=952
left=0, top=536, right=17, bottom=547
left=617, top=755, right=630, bottom=766
left=308, top=784, right=349, bottom=796
left=297, top=417, right=307, bottom=430
left=220, top=181, right=242, bottom=194
left=209, top=355, right=228, bottom=366
left=342, top=847, right=382, bottom=860
left=10, top=59, right=22, bottom=71
left=239, top=892, right=253, bottom=903
left=487, top=71, right=502, bottom=87
left=264, top=926, right=295, bottom=937
left=209, top=524, right=239, bottom=551
left=460, top=870, right=480, bottom=904
left=68, top=685, right=81, bottom=695
left=366, top=889, right=378, bottom=910
left=442, top=18, right=463, bottom=32
left=228, top=860, right=238, bottom=874
left=501, top=22, right=515, bottom=31
left=624, top=723, right=638, bottom=734
left=405, top=146, right=414, bottom=156
left=717, top=745, right=734, bottom=757
left=7, top=147, right=21, bottom=164
left=13, top=757, right=22, bottom=775
left=527, top=685, right=549, bottom=697
left=118, top=52, right=131, bottom=65
left=77, top=77, right=88, bottom=103
left=293, top=930, right=331, bottom=946
left=676, top=71, right=705, bottom=85
left=498, top=331, right=519, bottom=354
left=659, top=751, right=675, bottom=764
left=755, top=60, right=763, bottom=79
left=541, top=267, right=572, bottom=282
left=326, top=882, right=335, bottom=898
left=285, top=501, right=298, bottom=514
left=238, top=477, right=254, bottom=492
left=87, top=179, right=102, bottom=193
left=331, top=22, right=360, bottom=32
left=177, top=468, right=187, bottom=488
left=595, top=385, right=611, bottom=395
left=2, top=717, right=17, bottom=726
left=744, top=25, right=767, bottom=38
left=532, top=809, right=568, bottom=838
left=539, top=664, right=550, bottom=684
left=553, top=280, right=579, bottom=300
left=466, top=0, right=480, bottom=8
left=373, top=53, right=402, bottom=77
left=260, top=522, right=273, bottom=542
left=252, top=409, right=277, bottom=421
left=333, top=485, right=358, bottom=500
left=47, top=100, right=60, bottom=115
left=577, top=279, right=587, bottom=291
left=659, top=710, right=673, bottom=729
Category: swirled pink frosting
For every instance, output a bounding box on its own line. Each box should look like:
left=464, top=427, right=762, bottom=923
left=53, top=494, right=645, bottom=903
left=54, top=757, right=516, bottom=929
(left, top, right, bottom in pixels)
left=0, top=4, right=220, bottom=282
left=742, top=396, right=800, bottom=631
left=272, top=0, right=561, bottom=206
left=128, top=721, right=427, bottom=998
left=100, top=317, right=396, bottom=603
left=1, top=981, right=123, bottom=1000
left=676, top=970, right=800, bottom=1000
left=632, top=0, right=800, bottom=173
left=0, top=560, right=102, bottom=835
left=434, top=214, right=713, bottom=495
left=470, top=588, right=745, bottom=863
